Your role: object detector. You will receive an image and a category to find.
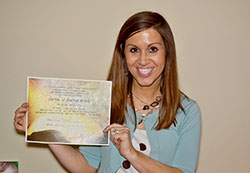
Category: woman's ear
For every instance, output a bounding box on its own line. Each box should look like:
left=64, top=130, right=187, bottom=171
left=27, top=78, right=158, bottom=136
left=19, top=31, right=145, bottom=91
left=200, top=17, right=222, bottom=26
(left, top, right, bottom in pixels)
left=120, top=44, right=123, bottom=51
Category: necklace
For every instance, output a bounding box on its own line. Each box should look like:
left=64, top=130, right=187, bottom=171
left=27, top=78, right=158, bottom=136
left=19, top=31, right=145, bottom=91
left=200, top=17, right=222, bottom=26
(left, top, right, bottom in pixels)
left=132, top=93, right=161, bottom=118
left=133, top=93, right=161, bottom=110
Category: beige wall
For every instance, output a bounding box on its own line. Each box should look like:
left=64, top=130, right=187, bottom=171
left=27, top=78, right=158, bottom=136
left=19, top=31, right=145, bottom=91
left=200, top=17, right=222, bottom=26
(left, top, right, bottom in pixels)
left=1, top=0, right=249, bottom=172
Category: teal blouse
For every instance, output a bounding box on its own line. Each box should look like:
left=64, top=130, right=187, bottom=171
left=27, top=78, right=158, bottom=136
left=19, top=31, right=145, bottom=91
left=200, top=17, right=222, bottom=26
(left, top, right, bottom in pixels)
left=79, top=96, right=201, bottom=173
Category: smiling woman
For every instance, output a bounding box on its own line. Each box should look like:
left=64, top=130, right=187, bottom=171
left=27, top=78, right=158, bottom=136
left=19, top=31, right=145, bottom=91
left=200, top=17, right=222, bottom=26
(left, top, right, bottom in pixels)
left=14, top=11, right=201, bottom=173
left=108, top=11, right=186, bottom=131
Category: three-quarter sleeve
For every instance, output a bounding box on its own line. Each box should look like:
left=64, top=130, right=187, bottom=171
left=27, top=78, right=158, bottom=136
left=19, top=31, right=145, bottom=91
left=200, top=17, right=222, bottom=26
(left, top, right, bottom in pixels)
left=78, top=146, right=101, bottom=169
left=172, top=101, right=202, bottom=173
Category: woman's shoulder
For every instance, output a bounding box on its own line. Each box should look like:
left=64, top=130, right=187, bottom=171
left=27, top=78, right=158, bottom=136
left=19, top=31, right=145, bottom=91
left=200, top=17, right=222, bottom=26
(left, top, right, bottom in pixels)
left=175, top=94, right=202, bottom=128
left=180, top=94, right=200, bottom=113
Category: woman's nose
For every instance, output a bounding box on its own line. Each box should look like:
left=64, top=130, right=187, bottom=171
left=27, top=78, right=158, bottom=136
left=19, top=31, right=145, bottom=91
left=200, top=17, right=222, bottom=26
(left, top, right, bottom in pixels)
left=138, top=52, right=149, bottom=66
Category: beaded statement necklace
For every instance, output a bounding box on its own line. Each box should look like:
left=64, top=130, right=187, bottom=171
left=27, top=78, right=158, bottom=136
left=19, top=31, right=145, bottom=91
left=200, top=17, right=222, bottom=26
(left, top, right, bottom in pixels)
left=130, top=93, right=162, bottom=120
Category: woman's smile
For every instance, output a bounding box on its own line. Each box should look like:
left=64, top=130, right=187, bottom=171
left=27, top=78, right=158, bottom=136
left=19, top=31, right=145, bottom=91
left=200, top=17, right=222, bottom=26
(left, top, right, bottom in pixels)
left=137, top=67, right=154, bottom=77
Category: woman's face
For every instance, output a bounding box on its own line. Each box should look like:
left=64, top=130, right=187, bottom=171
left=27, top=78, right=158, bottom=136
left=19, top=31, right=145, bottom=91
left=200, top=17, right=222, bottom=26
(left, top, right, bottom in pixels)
left=124, top=28, right=166, bottom=87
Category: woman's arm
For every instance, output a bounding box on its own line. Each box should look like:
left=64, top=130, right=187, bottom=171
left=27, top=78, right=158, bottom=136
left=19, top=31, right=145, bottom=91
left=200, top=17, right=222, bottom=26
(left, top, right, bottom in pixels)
left=128, top=150, right=182, bottom=173
left=48, top=144, right=97, bottom=173
left=104, top=124, right=182, bottom=173
left=14, top=103, right=97, bottom=173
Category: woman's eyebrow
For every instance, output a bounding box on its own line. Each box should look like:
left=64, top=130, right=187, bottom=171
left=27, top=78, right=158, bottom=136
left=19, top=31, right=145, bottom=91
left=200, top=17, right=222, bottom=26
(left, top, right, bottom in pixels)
left=125, top=44, right=138, bottom=47
left=148, top=42, right=163, bottom=47
left=126, top=42, right=163, bottom=47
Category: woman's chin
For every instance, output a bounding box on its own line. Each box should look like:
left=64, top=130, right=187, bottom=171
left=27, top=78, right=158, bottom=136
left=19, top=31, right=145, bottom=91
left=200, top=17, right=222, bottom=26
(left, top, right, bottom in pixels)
left=133, top=75, right=162, bottom=88
left=134, top=79, right=158, bottom=88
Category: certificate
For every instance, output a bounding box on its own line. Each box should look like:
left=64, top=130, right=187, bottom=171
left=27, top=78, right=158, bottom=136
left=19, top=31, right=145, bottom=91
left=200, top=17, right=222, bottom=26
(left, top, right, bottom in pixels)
left=25, top=77, right=112, bottom=145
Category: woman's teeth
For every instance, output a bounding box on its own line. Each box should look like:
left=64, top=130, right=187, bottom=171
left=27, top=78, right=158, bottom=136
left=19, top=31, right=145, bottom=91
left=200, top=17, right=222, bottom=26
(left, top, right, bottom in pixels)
left=138, top=68, right=153, bottom=74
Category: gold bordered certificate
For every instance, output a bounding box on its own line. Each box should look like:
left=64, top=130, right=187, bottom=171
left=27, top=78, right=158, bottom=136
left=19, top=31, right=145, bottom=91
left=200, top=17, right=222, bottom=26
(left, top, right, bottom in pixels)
left=25, top=77, right=112, bottom=145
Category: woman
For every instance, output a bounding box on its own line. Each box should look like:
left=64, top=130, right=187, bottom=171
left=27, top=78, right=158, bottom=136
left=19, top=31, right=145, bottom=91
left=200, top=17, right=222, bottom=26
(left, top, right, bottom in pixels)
left=14, top=11, right=201, bottom=173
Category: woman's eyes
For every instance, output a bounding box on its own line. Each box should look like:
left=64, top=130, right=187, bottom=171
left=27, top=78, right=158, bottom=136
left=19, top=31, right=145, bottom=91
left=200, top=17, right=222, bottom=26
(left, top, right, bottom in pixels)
left=128, top=46, right=158, bottom=53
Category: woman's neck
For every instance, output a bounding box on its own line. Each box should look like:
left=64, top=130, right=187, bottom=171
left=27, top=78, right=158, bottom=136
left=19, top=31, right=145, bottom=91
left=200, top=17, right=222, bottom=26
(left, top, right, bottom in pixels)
left=131, top=79, right=161, bottom=101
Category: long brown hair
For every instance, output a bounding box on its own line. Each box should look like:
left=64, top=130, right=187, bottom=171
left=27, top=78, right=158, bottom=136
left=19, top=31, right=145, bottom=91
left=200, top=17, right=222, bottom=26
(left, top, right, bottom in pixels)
left=107, top=11, right=184, bottom=130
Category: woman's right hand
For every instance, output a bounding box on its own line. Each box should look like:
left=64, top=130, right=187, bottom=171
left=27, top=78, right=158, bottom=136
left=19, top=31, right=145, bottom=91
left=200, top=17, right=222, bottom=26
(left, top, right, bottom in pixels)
left=14, top=103, right=28, bottom=132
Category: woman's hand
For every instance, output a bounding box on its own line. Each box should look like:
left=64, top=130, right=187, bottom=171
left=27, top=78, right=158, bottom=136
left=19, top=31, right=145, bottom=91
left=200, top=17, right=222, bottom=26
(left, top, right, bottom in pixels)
left=13, top=103, right=28, bottom=132
left=104, top=123, right=138, bottom=160
left=13, top=103, right=98, bottom=173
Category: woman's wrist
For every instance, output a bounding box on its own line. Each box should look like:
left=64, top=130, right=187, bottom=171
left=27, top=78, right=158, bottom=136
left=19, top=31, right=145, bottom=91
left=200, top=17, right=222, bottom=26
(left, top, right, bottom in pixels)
left=125, top=147, right=139, bottom=162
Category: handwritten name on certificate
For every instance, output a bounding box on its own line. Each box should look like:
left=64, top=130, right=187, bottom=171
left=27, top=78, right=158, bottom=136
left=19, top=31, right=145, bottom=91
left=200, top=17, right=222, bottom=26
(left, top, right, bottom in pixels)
left=25, top=77, right=112, bottom=145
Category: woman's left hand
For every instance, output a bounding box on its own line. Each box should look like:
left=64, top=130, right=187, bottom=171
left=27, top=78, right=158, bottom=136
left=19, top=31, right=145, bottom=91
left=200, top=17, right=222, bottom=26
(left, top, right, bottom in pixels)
left=104, top=123, right=137, bottom=159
